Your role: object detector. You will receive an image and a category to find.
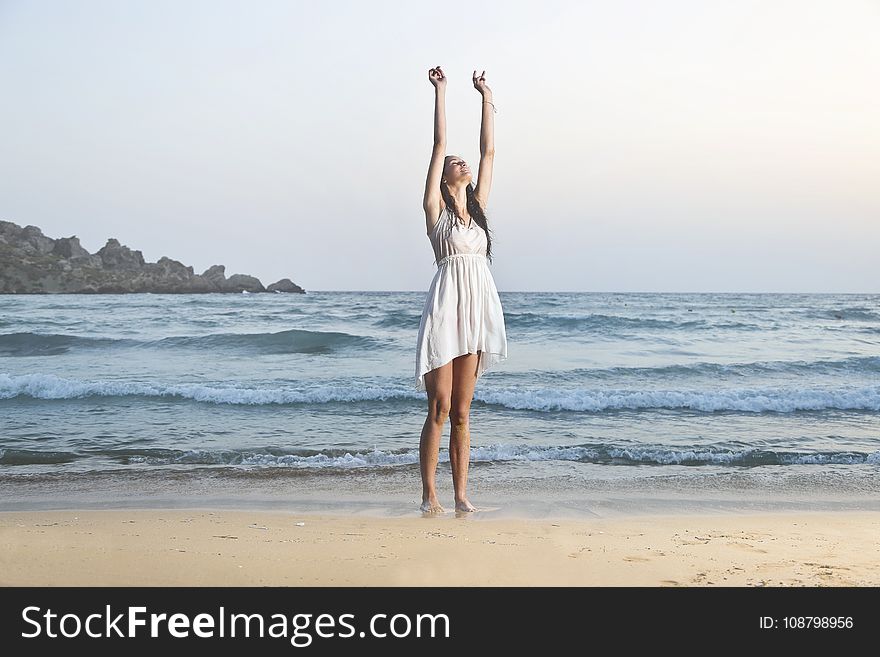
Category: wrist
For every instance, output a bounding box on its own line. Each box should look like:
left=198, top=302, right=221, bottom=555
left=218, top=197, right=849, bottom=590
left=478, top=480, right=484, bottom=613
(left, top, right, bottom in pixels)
left=481, top=91, right=492, bottom=100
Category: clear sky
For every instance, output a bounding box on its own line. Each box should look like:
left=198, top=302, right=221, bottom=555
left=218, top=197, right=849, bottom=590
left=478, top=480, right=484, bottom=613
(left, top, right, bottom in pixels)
left=1, top=0, right=877, bottom=292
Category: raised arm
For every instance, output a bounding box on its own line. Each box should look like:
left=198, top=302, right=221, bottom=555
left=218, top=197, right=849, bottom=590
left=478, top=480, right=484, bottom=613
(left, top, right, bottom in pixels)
left=423, top=66, right=447, bottom=233
left=473, top=70, right=495, bottom=208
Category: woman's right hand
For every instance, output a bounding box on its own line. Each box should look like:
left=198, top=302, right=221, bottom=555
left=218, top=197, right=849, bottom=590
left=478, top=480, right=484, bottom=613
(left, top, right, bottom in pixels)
left=428, top=66, right=446, bottom=90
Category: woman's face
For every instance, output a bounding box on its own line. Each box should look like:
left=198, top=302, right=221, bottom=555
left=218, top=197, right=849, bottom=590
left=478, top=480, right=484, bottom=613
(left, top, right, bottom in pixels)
left=443, top=156, right=472, bottom=185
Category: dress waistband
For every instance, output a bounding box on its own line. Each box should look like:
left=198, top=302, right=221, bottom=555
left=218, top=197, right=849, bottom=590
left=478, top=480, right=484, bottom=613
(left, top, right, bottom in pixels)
left=436, top=253, right=487, bottom=267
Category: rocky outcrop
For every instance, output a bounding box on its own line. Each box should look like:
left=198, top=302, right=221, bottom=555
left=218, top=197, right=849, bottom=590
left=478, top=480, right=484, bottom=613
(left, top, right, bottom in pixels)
left=96, top=238, right=146, bottom=271
left=267, top=278, right=303, bottom=293
left=0, top=220, right=306, bottom=294
left=51, top=236, right=90, bottom=259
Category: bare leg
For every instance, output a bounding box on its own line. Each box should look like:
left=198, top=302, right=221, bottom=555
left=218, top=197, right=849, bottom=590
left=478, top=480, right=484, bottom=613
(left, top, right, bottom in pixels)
left=420, top=362, right=452, bottom=513
left=450, top=351, right=480, bottom=512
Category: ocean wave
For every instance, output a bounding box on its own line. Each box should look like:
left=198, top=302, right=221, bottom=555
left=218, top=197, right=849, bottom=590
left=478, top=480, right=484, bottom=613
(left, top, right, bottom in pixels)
left=568, top=355, right=880, bottom=379
left=0, top=332, right=133, bottom=356
left=802, top=307, right=880, bottom=322
left=477, top=385, right=880, bottom=413
left=0, top=449, right=81, bottom=465
left=3, top=444, right=878, bottom=468
left=1, top=373, right=879, bottom=412
left=504, top=312, right=760, bottom=333
left=0, top=373, right=404, bottom=405
left=0, top=328, right=380, bottom=356
left=374, top=312, right=422, bottom=329
left=153, top=328, right=379, bottom=354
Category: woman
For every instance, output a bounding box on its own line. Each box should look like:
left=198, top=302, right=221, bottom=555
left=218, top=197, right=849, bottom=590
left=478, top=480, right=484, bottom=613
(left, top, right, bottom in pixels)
left=415, top=66, right=509, bottom=514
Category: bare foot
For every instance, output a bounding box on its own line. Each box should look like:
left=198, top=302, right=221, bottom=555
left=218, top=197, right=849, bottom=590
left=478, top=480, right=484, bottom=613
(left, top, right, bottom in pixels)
left=420, top=498, right=445, bottom=514
left=455, top=498, right=476, bottom=512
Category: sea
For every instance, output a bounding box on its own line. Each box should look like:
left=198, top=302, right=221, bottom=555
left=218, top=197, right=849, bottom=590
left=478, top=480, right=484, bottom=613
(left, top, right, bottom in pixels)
left=1, top=291, right=878, bottom=518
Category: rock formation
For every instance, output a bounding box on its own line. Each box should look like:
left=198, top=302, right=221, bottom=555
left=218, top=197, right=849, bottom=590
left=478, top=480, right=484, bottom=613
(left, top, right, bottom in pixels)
left=0, top=220, right=305, bottom=294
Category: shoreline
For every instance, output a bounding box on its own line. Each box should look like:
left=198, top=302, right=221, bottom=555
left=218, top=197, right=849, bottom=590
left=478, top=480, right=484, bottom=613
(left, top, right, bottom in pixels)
left=2, top=507, right=878, bottom=586
left=4, top=463, right=880, bottom=521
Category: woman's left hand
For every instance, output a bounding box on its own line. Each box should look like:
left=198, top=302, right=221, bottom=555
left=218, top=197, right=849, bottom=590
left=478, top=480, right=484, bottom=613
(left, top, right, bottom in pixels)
left=473, top=70, right=491, bottom=95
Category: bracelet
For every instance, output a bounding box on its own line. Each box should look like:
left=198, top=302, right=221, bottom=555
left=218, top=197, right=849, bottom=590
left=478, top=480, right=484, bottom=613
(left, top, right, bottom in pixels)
left=483, top=100, right=497, bottom=113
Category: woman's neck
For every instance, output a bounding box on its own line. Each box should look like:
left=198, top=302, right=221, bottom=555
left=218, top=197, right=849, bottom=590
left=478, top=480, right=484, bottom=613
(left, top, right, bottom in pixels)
left=446, top=186, right=470, bottom=220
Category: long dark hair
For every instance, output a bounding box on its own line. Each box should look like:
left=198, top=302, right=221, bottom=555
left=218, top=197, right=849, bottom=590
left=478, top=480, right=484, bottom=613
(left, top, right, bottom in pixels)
left=440, top=180, right=494, bottom=263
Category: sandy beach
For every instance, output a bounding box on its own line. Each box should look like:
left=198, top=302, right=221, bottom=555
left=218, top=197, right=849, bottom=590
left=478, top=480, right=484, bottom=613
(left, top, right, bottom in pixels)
left=1, top=508, right=878, bottom=587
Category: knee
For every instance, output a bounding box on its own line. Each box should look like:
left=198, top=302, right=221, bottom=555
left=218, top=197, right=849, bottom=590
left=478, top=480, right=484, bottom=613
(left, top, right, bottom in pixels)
left=429, top=399, right=451, bottom=423
left=449, top=408, right=470, bottom=431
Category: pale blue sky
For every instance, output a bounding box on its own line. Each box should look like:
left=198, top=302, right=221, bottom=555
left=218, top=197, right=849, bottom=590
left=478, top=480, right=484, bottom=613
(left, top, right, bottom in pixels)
left=1, top=0, right=877, bottom=292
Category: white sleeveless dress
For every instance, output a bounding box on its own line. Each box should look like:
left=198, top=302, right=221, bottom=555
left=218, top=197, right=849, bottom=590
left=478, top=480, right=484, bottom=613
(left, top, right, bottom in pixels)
left=414, top=206, right=508, bottom=391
